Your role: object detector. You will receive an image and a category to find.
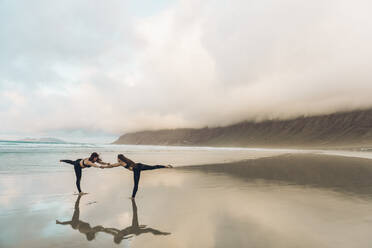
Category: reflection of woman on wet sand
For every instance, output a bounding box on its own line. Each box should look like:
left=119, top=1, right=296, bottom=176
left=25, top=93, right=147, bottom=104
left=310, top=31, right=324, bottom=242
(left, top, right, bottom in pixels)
left=102, top=154, right=173, bottom=198
left=56, top=196, right=170, bottom=243
left=102, top=198, right=171, bottom=244
left=56, top=195, right=103, bottom=241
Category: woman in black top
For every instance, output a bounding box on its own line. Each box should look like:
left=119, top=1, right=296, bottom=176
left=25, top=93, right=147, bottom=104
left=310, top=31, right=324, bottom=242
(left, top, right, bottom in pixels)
left=103, top=154, right=172, bottom=198
left=60, top=152, right=110, bottom=194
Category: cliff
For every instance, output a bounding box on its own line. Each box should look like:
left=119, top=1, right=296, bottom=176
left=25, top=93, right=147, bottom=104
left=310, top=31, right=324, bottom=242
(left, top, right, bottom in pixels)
left=113, top=109, right=372, bottom=148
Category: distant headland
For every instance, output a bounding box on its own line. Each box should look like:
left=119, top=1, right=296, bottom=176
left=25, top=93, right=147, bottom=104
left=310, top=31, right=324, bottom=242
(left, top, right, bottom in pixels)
left=113, top=108, right=372, bottom=149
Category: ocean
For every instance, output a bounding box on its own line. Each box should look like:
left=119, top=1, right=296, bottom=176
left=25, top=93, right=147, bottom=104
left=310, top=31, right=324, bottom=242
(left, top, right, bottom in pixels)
left=2, top=140, right=372, bottom=173
left=0, top=140, right=306, bottom=173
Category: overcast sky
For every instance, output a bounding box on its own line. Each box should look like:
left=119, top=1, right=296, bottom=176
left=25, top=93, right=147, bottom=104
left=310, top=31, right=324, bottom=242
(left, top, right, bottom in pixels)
left=1, top=0, right=372, bottom=143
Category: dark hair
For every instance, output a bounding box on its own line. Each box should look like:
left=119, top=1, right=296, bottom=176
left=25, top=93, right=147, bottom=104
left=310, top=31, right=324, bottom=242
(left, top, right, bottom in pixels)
left=86, top=232, right=95, bottom=241
left=89, top=152, right=100, bottom=162
left=117, top=154, right=125, bottom=162
left=114, top=236, right=121, bottom=244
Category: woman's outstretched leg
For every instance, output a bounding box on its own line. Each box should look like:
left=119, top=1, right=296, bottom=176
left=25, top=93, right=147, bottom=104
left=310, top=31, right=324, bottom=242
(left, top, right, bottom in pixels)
left=60, top=159, right=76, bottom=165
left=137, top=163, right=170, bottom=171
left=132, top=169, right=141, bottom=198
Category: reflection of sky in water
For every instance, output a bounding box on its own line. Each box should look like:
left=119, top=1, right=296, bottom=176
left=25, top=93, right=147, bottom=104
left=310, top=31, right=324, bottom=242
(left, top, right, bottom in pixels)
left=2, top=143, right=372, bottom=247
left=1, top=167, right=372, bottom=247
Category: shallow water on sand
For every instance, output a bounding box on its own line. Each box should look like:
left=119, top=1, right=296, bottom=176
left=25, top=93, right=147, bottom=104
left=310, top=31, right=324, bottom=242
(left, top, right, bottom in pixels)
left=2, top=142, right=372, bottom=247
left=2, top=167, right=372, bottom=248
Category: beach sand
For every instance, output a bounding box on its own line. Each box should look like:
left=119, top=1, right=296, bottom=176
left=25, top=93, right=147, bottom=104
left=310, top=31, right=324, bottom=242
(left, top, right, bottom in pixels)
left=1, top=153, right=372, bottom=247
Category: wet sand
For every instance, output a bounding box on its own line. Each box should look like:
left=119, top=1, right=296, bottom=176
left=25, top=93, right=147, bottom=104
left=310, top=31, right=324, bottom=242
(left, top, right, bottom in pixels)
left=181, top=153, right=372, bottom=196
left=2, top=154, right=372, bottom=247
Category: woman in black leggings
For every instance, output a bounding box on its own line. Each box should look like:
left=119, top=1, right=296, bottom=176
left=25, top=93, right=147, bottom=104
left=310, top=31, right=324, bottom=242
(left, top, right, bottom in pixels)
left=103, top=154, right=172, bottom=198
left=60, top=152, right=110, bottom=194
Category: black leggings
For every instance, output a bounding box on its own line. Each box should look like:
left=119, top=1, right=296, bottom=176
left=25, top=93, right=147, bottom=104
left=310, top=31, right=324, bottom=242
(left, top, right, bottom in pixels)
left=132, top=163, right=167, bottom=198
left=61, top=159, right=83, bottom=193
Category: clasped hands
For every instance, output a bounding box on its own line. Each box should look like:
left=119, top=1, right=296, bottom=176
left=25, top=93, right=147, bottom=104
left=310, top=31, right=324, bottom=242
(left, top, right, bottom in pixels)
left=99, top=163, right=111, bottom=169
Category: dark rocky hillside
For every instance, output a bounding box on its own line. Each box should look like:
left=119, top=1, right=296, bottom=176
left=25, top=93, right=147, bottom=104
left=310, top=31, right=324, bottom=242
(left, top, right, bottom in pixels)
left=113, top=109, right=372, bottom=148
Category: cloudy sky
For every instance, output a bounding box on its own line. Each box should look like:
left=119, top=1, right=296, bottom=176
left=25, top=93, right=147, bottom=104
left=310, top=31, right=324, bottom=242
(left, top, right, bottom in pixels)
left=1, top=0, right=372, bottom=142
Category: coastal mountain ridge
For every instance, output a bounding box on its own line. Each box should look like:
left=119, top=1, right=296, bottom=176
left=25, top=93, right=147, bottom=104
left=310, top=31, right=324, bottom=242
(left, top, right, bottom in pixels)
left=113, top=108, right=372, bottom=148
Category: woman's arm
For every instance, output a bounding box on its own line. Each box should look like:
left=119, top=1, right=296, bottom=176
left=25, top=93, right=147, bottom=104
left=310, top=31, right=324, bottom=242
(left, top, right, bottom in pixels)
left=83, top=160, right=102, bottom=168
left=103, top=162, right=122, bottom=168
left=100, top=227, right=120, bottom=236
left=97, top=160, right=110, bottom=166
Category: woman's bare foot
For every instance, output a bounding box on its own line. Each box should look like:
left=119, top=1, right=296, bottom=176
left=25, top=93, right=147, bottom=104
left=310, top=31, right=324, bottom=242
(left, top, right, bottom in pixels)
left=167, top=164, right=173, bottom=168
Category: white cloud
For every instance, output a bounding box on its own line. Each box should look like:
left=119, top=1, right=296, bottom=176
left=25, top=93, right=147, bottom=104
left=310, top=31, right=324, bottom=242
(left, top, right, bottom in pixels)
left=1, top=0, right=372, bottom=141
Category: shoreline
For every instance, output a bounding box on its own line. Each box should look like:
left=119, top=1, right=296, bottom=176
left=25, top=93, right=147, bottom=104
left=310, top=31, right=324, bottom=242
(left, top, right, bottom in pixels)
left=111, top=142, right=372, bottom=151
left=180, top=153, right=372, bottom=196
